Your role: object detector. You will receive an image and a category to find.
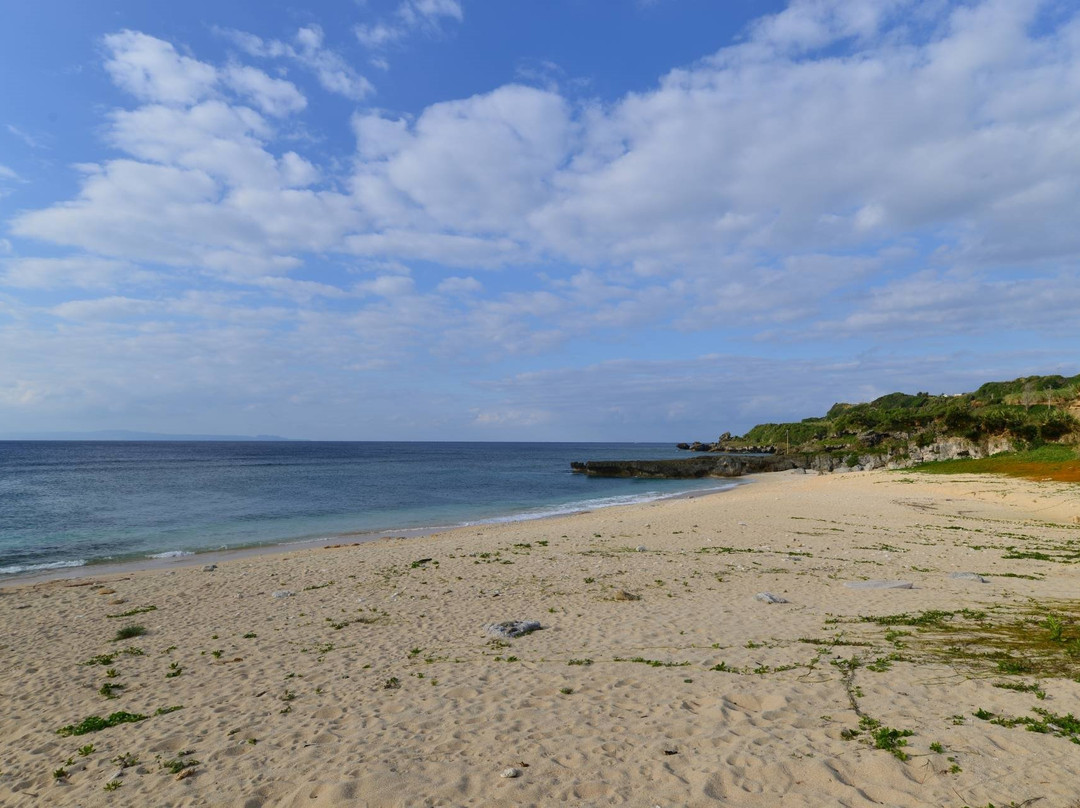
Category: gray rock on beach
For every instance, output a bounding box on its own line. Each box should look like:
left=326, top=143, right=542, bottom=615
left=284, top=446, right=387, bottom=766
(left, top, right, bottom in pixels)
left=272, top=589, right=295, bottom=599
left=843, top=580, right=914, bottom=590
left=949, top=571, right=989, bottom=583
left=485, top=620, right=541, bottom=639
left=754, top=592, right=788, bottom=604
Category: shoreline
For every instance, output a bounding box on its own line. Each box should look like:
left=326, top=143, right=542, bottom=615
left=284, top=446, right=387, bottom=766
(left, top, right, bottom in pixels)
left=0, top=478, right=742, bottom=590
left=4, top=468, right=1080, bottom=807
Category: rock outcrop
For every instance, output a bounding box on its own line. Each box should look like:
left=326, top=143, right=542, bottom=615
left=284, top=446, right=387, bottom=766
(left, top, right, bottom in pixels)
left=574, top=435, right=1021, bottom=480
left=677, top=440, right=778, bottom=453
left=570, top=454, right=806, bottom=478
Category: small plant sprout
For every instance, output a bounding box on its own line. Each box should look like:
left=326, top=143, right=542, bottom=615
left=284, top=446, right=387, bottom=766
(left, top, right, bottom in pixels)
left=1045, top=614, right=1066, bottom=642
left=112, top=752, right=138, bottom=768
left=98, top=682, right=124, bottom=699
left=77, top=744, right=94, bottom=757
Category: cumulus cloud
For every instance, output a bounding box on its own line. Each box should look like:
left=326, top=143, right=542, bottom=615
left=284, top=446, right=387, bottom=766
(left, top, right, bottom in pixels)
left=352, top=85, right=571, bottom=234
left=103, top=31, right=217, bottom=105
left=216, top=25, right=373, bottom=100
left=5, top=2, right=1080, bottom=437
left=222, top=64, right=307, bottom=116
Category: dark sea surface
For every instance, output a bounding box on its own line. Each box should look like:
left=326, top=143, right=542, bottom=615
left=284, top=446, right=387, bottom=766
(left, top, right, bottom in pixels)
left=0, top=441, right=734, bottom=575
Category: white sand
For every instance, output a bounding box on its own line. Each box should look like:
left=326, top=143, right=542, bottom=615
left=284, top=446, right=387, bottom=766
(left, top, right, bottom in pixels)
left=2, top=468, right=1080, bottom=807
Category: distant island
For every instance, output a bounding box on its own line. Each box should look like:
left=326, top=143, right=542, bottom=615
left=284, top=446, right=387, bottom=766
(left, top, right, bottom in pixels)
left=0, top=430, right=297, bottom=442
left=575, top=373, right=1080, bottom=479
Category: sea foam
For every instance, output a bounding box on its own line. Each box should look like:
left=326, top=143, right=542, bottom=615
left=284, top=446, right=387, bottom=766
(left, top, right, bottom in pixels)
left=0, top=559, right=87, bottom=575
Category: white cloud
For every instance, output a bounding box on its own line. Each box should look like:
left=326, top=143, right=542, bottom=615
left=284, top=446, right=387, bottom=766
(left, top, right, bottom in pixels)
left=5, top=124, right=45, bottom=150
left=353, top=85, right=571, bottom=233
left=0, top=164, right=19, bottom=180
left=436, top=276, right=482, bottom=295
left=51, top=295, right=160, bottom=321
left=0, top=257, right=151, bottom=290
left=356, top=273, right=416, bottom=298
left=356, top=0, right=463, bottom=49
left=103, top=30, right=218, bottom=105
left=6, top=3, right=1080, bottom=439
left=222, top=64, right=307, bottom=117
left=746, top=0, right=912, bottom=55
left=108, top=102, right=278, bottom=188
left=217, top=25, right=373, bottom=101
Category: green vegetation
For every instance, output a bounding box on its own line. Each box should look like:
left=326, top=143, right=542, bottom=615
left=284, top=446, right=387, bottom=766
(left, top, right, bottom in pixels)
left=614, top=656, right=691, bottom=668
left=105, top=605, right=157, bottom=619
left=911, top=444, right=1080, bottom=481
left=162, top=753, right=199, bottom=774
left=858, top=600, right=1080, bottom=679
left=714, top=373, right=1080, bottom=473
left=112, top=624, right=147, bottom=641
left=57, top=711, right=148, bottom=736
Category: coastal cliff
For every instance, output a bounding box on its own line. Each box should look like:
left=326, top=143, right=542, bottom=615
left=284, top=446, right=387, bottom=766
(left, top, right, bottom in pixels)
left=574, top=373, right=1080, bottom=480
left=572, top=435, right=1024, bottom=479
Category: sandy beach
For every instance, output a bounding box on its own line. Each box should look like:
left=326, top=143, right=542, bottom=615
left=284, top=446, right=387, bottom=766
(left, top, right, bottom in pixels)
left=3, top=467, right=1080, bottom=807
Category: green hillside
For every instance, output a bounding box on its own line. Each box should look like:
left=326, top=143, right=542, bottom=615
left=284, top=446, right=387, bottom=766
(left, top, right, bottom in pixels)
left=731, top=373, right=1080, bottom=459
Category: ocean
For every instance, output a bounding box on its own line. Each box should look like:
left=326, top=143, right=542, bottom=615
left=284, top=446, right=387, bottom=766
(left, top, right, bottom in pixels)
left=0, top=441, right=733, bottom=576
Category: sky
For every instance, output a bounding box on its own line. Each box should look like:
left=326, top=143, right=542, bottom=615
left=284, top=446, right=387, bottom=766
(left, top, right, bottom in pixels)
left=1, top=0, right=1079, bottom=441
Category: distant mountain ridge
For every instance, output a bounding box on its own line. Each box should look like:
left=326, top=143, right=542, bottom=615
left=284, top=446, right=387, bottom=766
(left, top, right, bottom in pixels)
left=0, top=430, right=297, bottom=442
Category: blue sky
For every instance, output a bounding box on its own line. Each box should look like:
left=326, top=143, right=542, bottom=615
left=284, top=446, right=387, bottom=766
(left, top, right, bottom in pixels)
left=2, top=0, right=1079, bottom=441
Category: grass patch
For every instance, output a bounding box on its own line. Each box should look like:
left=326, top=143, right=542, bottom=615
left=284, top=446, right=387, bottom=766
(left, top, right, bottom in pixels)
left=57, top=711, right=148, bottom=737
left=614, top=656, right=691, bottom=668
left=106, top=605, right=157, bottom=619
left=162, top=754, right=199, bottom=775
left=975, top=706, right=1080, bottom=743
left=862, top=600, right=1080, bottom=679
left=910, top=445, right=1080, bottom=483
left=112, top=624, right=147, bottom=642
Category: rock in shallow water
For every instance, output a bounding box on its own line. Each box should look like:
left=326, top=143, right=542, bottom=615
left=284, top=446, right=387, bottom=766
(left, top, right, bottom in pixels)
left=843, top=580, right=914, bottom=590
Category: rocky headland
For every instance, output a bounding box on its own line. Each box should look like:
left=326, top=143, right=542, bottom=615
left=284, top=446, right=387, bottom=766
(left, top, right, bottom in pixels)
left=574, top=373, right=1080, bottom=479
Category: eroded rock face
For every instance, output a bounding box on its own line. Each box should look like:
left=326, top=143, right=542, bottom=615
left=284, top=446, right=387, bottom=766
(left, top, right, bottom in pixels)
left=901, top=436, right=1014, bottom=465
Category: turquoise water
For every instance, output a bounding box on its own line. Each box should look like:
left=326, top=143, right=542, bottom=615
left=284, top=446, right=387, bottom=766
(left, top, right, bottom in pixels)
left=0, top=441, right=733, bottom=575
